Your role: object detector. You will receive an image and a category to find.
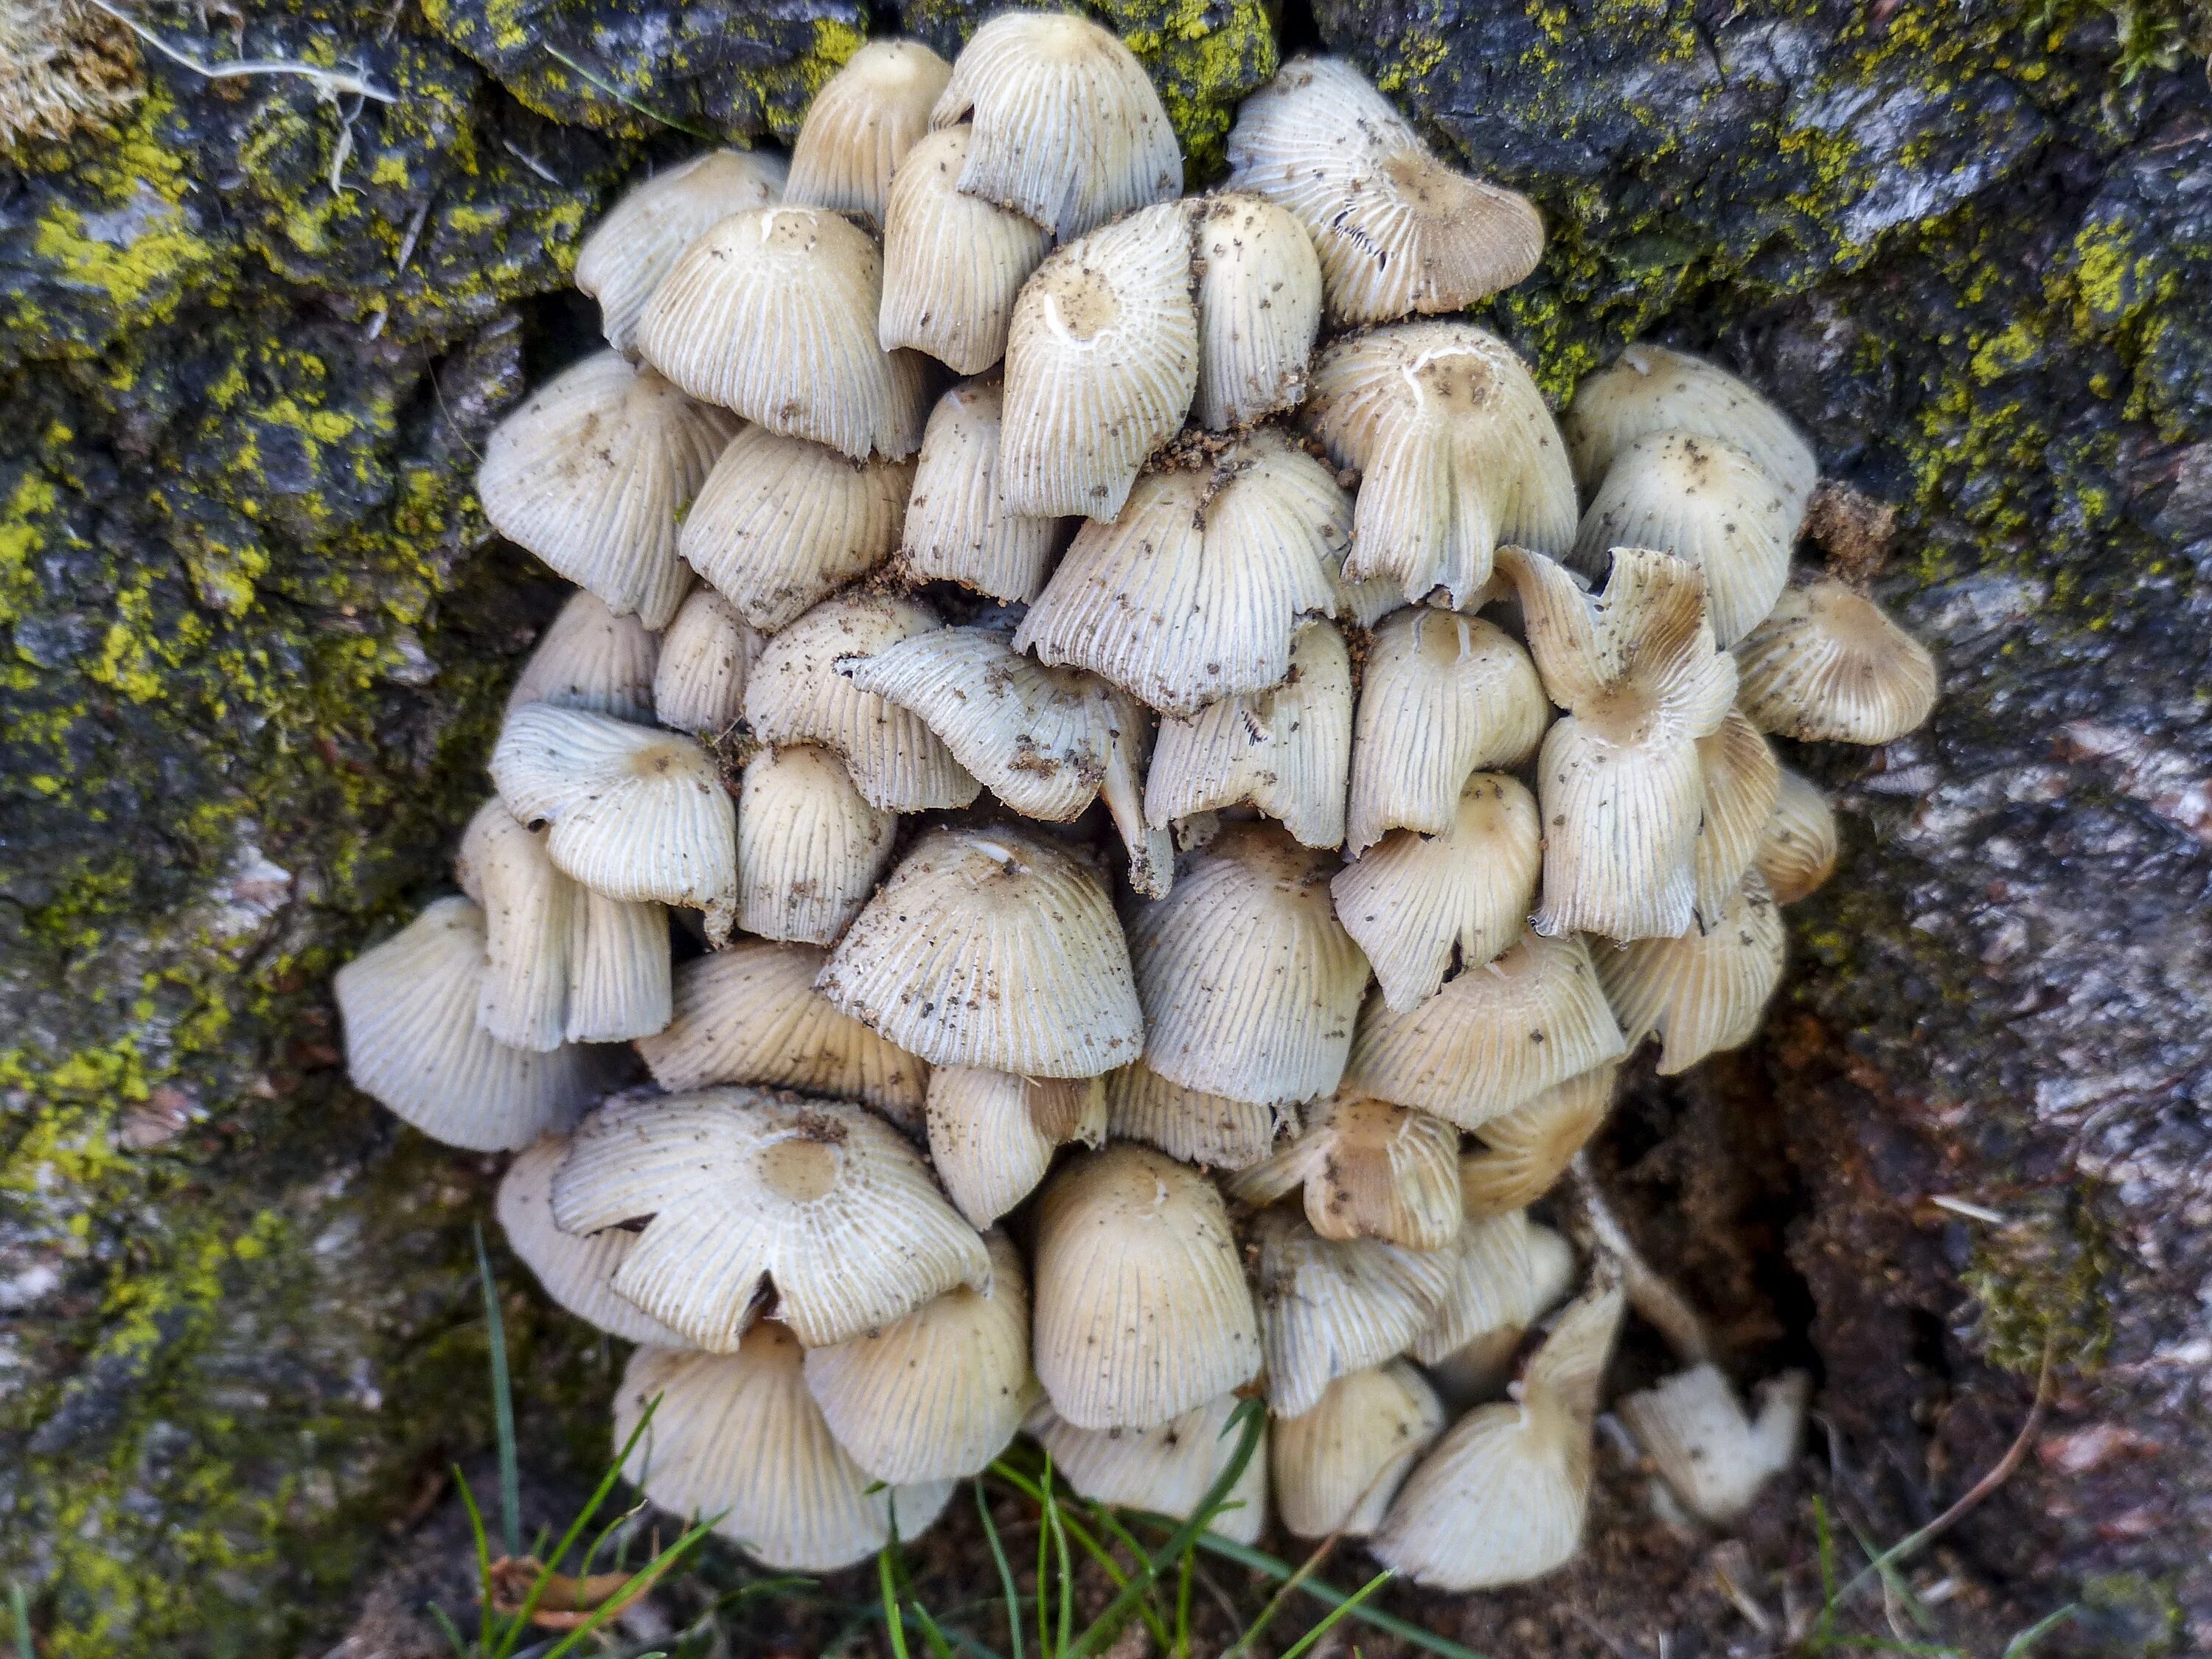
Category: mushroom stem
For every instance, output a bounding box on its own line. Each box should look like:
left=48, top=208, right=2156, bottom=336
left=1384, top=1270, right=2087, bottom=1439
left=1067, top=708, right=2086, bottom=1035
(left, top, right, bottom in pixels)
left=1567, top=1154, right=1711, bottom=1364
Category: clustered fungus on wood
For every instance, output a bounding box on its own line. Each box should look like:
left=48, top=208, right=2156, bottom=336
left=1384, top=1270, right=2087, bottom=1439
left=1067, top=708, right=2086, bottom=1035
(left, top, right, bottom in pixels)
left=338, top=12, right=1935, bottom=1588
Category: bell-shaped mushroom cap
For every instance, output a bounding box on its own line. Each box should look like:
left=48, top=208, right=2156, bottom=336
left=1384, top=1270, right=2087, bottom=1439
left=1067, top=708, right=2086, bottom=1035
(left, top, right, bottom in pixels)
left=1597, top=872, right=1787, bottom=1075
left=678, top=424, right=914, bottom=633
left=1344, top=608, right=1548, bottom=857
left=1458, top=1064, right=1616, bottom=1219
left=929, top=10, right=1181, bottom=238
left=1756, top=765, right=1839, bottom=905
left=1617, top=1363, right=1809, bottom=1526
left=1694, top=709, right=1781, bottom=927
left=1146, top=620, right=1352, bottom=850
left=1191, top=193, right=1324, bottom=430
left=616, top=1329, right=955, bottom=1571
left=490, top=703, right=739, bottom=942
left=897, top=380, right=1068, bottom=602
left=1273, top=1361, right=1446, bottom=1540
left=1303, top=321, right=1576, bottom=609
left=1127, top=824, right=1368, bottom=1109
left=1574, top=433, right=1793, bottom=647
left=1334, top=772, right=1541, bottom=1013
left=1562, top=344, right=1819, bottom=517
left=576, top=148, right=787, bottom=357
left=735, top=744, right=897, bottom=947
left=1421, top=1220, right=1577, bottom=1405
left=880, top=128, right=1053, bottom=375
left=1032, top=1143, right=1262, bottom=1430
left=1105, top=1062, right=1298, bottom=1173
left=1016, top=428, right=1351, bottom=714
left=1344, top=930, right=1628, bottom=1132
left=786, top=39, right=952, bottom=225
left=1227, top=1092, right=1462, bottom=1251
left=803, top=1231, right=1033, bottom=1484
left=553, top=1086, right=990, bottom=1350
left=1733, top=576, right=1938, bottom=745
left=637, top=206, right=929, bottom=462
left=1000, top=201, right=1199, bottom=521
left=334, top=897, right=616, bottom=1152
left=1373, top=1284, right=1623, bottom=1590
left=653, top=588, right=764, bottom=738
left=636, top=941, right=928, bottom=1125
left=497, top=1135, right=690, bottom=1346
left=506, top=590, right=660, bottom=726
left=1251, top=1206, right=1454, bottom=1418
left=745, top=593, right=982, bottom=812
left=1031, top=1393, right=1270, bottom=1543
left=479, top=352, right=734, bottom=631
left=926, top=1068, right=1107, bottom=1229
left=818, top=824, right=1144, bottom=1078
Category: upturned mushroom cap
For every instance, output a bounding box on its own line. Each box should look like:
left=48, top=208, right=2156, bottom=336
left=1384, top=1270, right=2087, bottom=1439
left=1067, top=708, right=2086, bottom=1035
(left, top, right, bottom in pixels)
left=1226, top=1092, right=1462, bottom=1251
left=929, top=10, right=1182, bottom=238
left=1225, top=56, right=1543, bottom=326
left=1563, top=344, right=1818, bottom=517
left=817, top=824, right=1144, bottom=1078
left=1333, top=772, right=1543, bottom=1012
left=1616, top=1363, right=1809, bottom=1526
left=505, top=589, right=659, bottom=726
left=553, top=1086, right=990, bottom=1349
left=1251, top=1206, right=1455, bottom=1418
left=880, top=128, right=1052, bottom=375
left=1343, top=929, right=1629, bottom=1131
left=1303, top=321, right=1576, bottom=608
left=1343, top=609, right=1548, bottom=857
left=1756, top=765, right=1840, bottom=905
left=678, top=424, right=914, bottom=632
left=1029, top=1393, right=1270, bottom=1543
left=1421, top=1219, right=1576, bottom=1405
left=496, top=1134, right=690, bottom=1346
left=653, top=588, right=764, bottom=737
left=1191, top=193, right=1324, bottom=429
left=1733, top=576, right=1938, bottom=745
left=478, top=352, right=733, bottom=630
left=897, top=380, right=1069, bottom=602
left=490, top=704, right=739, bottom=942
left=1458, top=1064, right=1616, bottom=1219
left=637, top=206, right=929, bottom=462
left=744, top=593, right=982, bottom=813
left=735, top=744, right=897, bottom=946
left=576, top=148, right=787, bottom=357
left=1694, top=709, right=1781, bottom=926
left=925, top=1068, right=1107, bottom=1229
left=334, top=897, right=616, bottom=1152
left=785, top=39, right=952, bottom=226
left=1015, top=428, right=1351, bottom=716
left=802, top=1231, right=1033, bottom=1484
left=1127, top=823, right=1369, bottom=1108
left=1596, top=872, right=1787, bottom=1075
left=1105, top=1062, right=1298, bottom=1173
left=1032, top=1143, right=1262, bottom=1430
left=1272, top=1361, right=1445, bottom=1540
left=1000, top=201, right=1199, bottom=521
left=616, top=1329, right=954, bottom=1571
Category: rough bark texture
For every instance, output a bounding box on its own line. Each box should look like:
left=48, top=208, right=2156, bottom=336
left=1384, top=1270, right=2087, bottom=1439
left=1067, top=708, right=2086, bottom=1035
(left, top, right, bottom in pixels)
left=2, top=0, right=2209, bottom=1655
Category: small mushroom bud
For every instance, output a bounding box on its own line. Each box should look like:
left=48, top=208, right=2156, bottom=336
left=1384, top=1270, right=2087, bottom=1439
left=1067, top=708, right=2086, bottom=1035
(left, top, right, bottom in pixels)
left=576, top=148, right=787, bottom=357
left=1029, top=1391, right=1268, bottom=1543
left=880, top=128, right=1051, bottom=375
left=1191, top=193, right=1324, bottom=429
left=1249, top=1205, right=1454, bottom=1418
left=1457, top=1064, right=1617, bottom=1220
left=1617, top=1363, right=1809, bottom=1526
left=785, top=39, right=952, bottom=226
left=1596, top=871, right=1787, bottom=1076
left=1105, top=1061, right=1299, bottom=1173
left=653, top=588, right=763, bottom=738
left=496, top=1135, right=689, bottom=1347
left=1272, top=1361, right=1445, bottom=1540
left=1228, top=1092, right=1463, bottom=1252
left=1733, top=575, right=1938, bottom=745
left=897, top=380, right=1070, bottom=602
left=505, top=590, right=659, bottom=726
left=925, top=1068, right=1106, bottom=1230
left=1756, top=765, right=1840, bottom=904
left=736, top=744, right=897, bottom=947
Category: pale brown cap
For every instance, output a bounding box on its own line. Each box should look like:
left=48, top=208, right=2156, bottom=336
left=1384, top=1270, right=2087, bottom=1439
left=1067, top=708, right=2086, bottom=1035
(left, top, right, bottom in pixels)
left=1596, top=872, right=1787, bottom=1075
left=1191, top=192, right=1324, bottom=428
left=577, top=149, right=787, bottom=357
left=1616, top=1363, right=1809, bottom=1526
left=1733, top=575, right=1938, bottom=745
left=1271, top=1361, right=1444, bottom=1540
left=897, top=379, right=1071, bottom=603
left=653, top=588, right=764, bottom=739
left=880, top=128, right=1051, bottom=375
left=1756, top=765, right=1839, bottom=905
left=497, top=1135, right=690, bottom=1346
left=736, top=743, right=897, bottom=947
left=504, top=589, right=658, bottom=727
left=786, top=39, right=952, bottom=226
left=1029, top=1391, right=1269, bottom=1543
left=925, top=1068, right=1106, bottom=1230
left=1104, top=1061, right=1299, bottom=1173
left=1250, top=1205, right=1453, bottom=1418
left=1563, top=344, right=1818, bottom=518
left=1226, top=1091, right=1463, bottom=1252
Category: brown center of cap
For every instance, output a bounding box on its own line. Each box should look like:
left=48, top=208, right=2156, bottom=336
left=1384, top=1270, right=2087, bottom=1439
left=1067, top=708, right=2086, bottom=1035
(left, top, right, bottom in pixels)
left=1048, top=268, right=1121, bottom=342
left=759, top=1135, right=842, bottom=1203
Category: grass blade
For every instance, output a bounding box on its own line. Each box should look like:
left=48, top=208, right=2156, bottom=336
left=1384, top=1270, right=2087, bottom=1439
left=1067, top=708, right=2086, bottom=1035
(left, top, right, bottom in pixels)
left=474, top=1223, right=523, bottom=1562
left=9, top=1588, right=29, bottom=1659
left=880, top=1546, right=914, bottom=1659
left=1278, top=1570, right=1393, bottom=1659
left=1187, top=1534, right=1491, bottom=1659
left=535, top=1517, right=717, bottom=1659
left=2002, top=1605, right=2078, bottom=1658
left=976, top=1480, right=1027, bottom=1659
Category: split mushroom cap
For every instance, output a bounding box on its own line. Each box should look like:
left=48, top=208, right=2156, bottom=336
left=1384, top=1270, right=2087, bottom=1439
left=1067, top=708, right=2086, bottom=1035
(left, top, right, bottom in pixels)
left=1127, top=822, right=1369, bottom=1108
left=334, top=896, right=616, bottom=1152
left=1373, top=1284, right=1624, bottom=1590
left=1616, top=1363, right=1809, bottom=1526
left=575, top=148, right=787, bottom=357
left=1563, top=343, right=1819, bottom=517
left=1250, top=1206, right=1455, bottom=1418
left=1227, top=1091, right=1462, bottom=1251
left=505, top=589, right=659, bottom=726
left=1573, top=432, right=1794, bottom=647
left=1000, top=200, right=1199, bottom=521
left=637, top=206, right=929, bottom=462
left=1303, top=321, right=1576, bottom=609
left=1421, top=1219, right=1576, bottom=1405
left=1343, top=608, right=1548, bottom=857
left=1597, top=871, right=1787, bottom=1075
left=1105, top=1061, right=1298, bottom=1173
left=735, top=744, right=897, bottom=946
left=1029, top=1393, right=1269, bottom=1543
left=1693, top=709, right=1781, bottom=927
left=880, top=127, right=1052, bottom=375
left=678, top=424, right=914, bottom=633
left=817, top=824, right=1144, bottom=1078
left=1272, top=1360, right=1446, bottom=1540
left=803, top=1231, right=1034, bottom=1484
left=744, top=592, right=982, bottom=813
left=930, top=9, right=1182, bottom=238
left=496, top=1134, right=690, bottom=1346
left=1458, top=1063, right=1617, bottom=1219
left=1225, top=55, right=1543, bottom=327
left=490, top=703, right=739, bottom=942
left=897, top=379, right=1069, bottom=603
left=1146, top=619, right=1353, bottom=850
left=1756, top=765, right=1840, bottom=905
left=1032, top=1142, right=1262, bottom=1430
left=1191, top=192, right=1324, bottom=429
left=785, top=39, right=952, bottom=225
left=1733, top=576, right=1938, bottom=745
left=1333, top=771, right=1543, bottom=1012
left=552, top=1085, right=990, bottom=1350
left=1015, top=428, right=1351, bottom=716
left=616, top=1329, right=954, bottom=1571
left=653, top=588, right=764, bottom=738
left=478, top=351, right=733, bottom=631
left=927, top=1068, right=1106, bottom=1229
left=1344, top=928, right=1628, bottom=1132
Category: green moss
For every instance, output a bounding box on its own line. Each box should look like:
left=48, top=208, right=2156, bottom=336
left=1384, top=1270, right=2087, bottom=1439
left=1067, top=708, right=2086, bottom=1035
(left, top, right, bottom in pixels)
left=1104, top=0, right=1278, bottom=179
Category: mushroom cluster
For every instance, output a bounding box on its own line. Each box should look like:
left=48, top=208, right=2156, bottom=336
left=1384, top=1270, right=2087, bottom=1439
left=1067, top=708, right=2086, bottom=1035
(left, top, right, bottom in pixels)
left=338, top=18, right=1934, bottom=1588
